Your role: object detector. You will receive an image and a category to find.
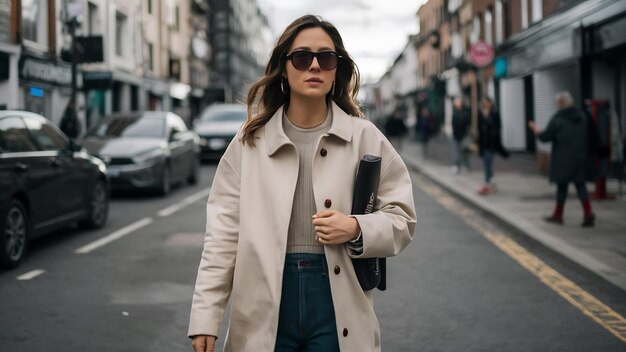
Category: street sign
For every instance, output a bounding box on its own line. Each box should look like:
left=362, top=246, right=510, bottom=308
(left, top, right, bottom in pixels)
left=75, top=36, right=104, bottom=63
left=82, top=71, right=113, bottom=90
left=469, top=41, right=494, bottom=68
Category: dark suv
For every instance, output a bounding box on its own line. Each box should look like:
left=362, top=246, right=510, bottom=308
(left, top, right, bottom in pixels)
left=0, top=111, right=110, bottom=269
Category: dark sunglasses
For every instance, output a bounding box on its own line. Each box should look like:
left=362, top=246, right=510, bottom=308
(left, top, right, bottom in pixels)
left=286, top=50, right=342, bottom=71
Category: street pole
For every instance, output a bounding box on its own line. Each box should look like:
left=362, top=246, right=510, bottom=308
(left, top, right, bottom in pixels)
left=69, top=18, right=77, bottom=115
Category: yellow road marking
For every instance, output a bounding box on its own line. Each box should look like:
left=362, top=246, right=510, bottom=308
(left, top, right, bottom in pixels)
left=414, top=175, right=626, bottom=344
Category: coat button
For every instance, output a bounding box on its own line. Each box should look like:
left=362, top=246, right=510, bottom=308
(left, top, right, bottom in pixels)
left=343, top=328, right=349, bottom=337
left=324, top=199, right=332, bottom=208
left=334, top=265, right=340, bottom=274
left=320, top=148, right=327, bottom=157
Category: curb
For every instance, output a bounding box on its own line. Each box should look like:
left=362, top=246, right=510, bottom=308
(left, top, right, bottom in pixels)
left=403, top=155, right=626, bottom=294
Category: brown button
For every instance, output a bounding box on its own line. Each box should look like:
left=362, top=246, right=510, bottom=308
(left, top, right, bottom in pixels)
left=334, top=265, right=341, bottom=275
left=320, top=148, right=327, bottom=157
left=324, top=199, right=332, bottom=208
left=343, top=328, right=349, bottom=337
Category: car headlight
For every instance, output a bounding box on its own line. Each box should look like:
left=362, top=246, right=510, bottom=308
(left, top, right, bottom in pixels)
left=132, top=148, right=163, bottom=164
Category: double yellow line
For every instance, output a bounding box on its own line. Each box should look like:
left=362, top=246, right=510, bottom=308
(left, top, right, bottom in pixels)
left=415, top=175, right=626, bottom=344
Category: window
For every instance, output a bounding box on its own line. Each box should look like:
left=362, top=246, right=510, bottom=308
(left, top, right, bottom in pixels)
left=88, top=2, right=100, bottom=35
left=115, top=12, right=127, bottom=57
left=21, top=0, right=48, bottom=48
left=175, top=3, right=180, bottom=30
left=531, top=0, right=543, bottom=23
left=0, top=116, right=38, bottom=153
left=484, top=9, right=493, bottom=45
left=495, top=0, right=503, bottom=44
left=470, top=15, right=481, bottom=43
left=22, top=116, right=67, bottom=150
left=521, top=0, right=529, bottom=29
left=146, top=0, right=152, bottom=14
left=146, top=43, right=153, bottom=71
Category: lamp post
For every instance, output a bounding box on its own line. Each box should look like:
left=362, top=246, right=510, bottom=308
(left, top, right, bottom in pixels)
left=62, top=0, right=82, bottom=138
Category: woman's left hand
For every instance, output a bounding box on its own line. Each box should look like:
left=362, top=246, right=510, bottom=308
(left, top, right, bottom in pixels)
left=312, top=210, right=360, bottom=245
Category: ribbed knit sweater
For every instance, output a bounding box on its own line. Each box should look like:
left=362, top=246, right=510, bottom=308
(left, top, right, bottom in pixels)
left=283, top=109, right=332, bottom=254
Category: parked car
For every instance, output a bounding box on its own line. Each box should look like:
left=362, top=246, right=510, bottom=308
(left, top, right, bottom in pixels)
left=193, top=103, right=247, bottom=161
left=82, top=111, right=200, bottom=195
left=0, top=110, right=109, bottom=269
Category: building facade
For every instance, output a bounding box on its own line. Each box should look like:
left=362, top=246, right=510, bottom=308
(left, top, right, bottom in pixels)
left=208, top=0, right=271, bottom=103
left=410, top=0, right=625, bottom=175
left=0, top=0, right=19, bottom=110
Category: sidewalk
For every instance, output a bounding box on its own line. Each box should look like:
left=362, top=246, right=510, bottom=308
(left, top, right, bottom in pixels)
left=399, top=135, right=626, bottom=292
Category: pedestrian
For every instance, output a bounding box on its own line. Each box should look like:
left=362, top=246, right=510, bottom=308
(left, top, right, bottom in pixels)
left=451, top=96, right=471, bottom=174
left=528, top=91, right=595, bottom=227
left=384, top=108, right=408, bottom=151
left=477, top=96, right=508, bottom=195
left=60, top=98, right=79, bottom=139
left=415, top=106, right=433, bottom=158
left=188, top=15, right=417, bottom=352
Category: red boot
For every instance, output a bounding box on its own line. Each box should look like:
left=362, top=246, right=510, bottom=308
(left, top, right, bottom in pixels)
left=544, top=202, right=564, bottom=225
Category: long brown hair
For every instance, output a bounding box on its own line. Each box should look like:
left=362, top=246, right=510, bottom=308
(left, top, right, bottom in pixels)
left=242, top=15, right=363, bottom=146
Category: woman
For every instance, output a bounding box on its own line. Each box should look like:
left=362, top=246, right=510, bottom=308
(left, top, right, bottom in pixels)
left=477, top=97, right=508, bottom=195
left=528, top=91, right=595, bottom=227
left=189, top=15, right=416, bottom=352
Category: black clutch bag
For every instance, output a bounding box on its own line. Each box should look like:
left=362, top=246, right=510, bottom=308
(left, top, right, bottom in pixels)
left=351, top=155, right=386, bottom=291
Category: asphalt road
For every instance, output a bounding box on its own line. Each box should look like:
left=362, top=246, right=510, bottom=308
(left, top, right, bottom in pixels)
left=0, top=163, right=624, bottom=351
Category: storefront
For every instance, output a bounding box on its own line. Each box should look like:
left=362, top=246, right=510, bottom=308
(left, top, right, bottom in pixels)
left=18, top=54, right=73, bottom=126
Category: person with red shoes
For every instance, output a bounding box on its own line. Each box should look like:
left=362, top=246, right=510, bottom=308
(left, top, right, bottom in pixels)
left=477, top=97, right=509, bottom=195
left=529, top=91, right=595, bottom=227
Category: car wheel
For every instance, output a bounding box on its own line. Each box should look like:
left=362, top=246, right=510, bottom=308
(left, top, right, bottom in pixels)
left=0, top=199, right=29, bottom=269
left=188, top=156, right=200, bottom=185
left=79, top=179, right=109, bottom=229
left=158, top=164, right=171, bottom=196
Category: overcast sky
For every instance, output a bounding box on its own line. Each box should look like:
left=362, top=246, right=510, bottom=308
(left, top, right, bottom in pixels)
left=256, top=0, right=427, bottom=83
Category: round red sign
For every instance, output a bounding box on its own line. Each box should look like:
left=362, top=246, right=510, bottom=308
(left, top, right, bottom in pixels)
left=469, top=42, right=494, bottom=67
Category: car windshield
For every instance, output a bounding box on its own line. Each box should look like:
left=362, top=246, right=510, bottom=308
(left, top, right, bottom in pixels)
left=89, top=114, right=166, bottom=138
left=200, top=107, right=247, bottom=122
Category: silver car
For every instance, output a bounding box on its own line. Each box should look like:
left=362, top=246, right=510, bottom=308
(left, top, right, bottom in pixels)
left=193, top=104, right=247, bottom=161
left=82, top=111, right=201, bottom=196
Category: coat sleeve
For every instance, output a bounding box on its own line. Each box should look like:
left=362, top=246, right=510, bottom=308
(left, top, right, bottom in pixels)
left=188, top=154, right=240, bottom=338
left=349, top=154, right=417, bottom=258
left=538, top=117, right=557, bottom=143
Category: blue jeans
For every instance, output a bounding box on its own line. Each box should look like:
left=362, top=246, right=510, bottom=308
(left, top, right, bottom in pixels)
left=452, top=138, right=470, bottom=169
left=482, top=150, right=494, bottom=183
left=275, top=254, right=339, bottom=352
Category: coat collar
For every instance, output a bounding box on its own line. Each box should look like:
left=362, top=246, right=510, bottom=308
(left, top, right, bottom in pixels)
left=265, top=101, right=353, bottom=156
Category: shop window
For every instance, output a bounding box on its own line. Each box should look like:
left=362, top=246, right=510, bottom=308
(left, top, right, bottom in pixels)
left=21, top=0, right=48, bottom=49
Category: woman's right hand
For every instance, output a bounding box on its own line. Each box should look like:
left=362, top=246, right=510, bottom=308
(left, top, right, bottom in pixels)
left=192, top=335, right=216, bottom=352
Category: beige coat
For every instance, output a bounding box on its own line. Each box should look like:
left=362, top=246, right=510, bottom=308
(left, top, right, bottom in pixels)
left=189, top=102, right=417, bottom=351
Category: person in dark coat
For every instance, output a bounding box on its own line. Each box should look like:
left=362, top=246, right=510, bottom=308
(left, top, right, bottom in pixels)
left=384, top=108, right=408, bottom=151
left=477, top=96, right=508, bottom=195
left=529, top=91, right=595, bottom=227
left=451, top=96, right=471, bottom=173
left=60, top=98, right=79, bottom=139
left=415, top=106, right=433, bottom=158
